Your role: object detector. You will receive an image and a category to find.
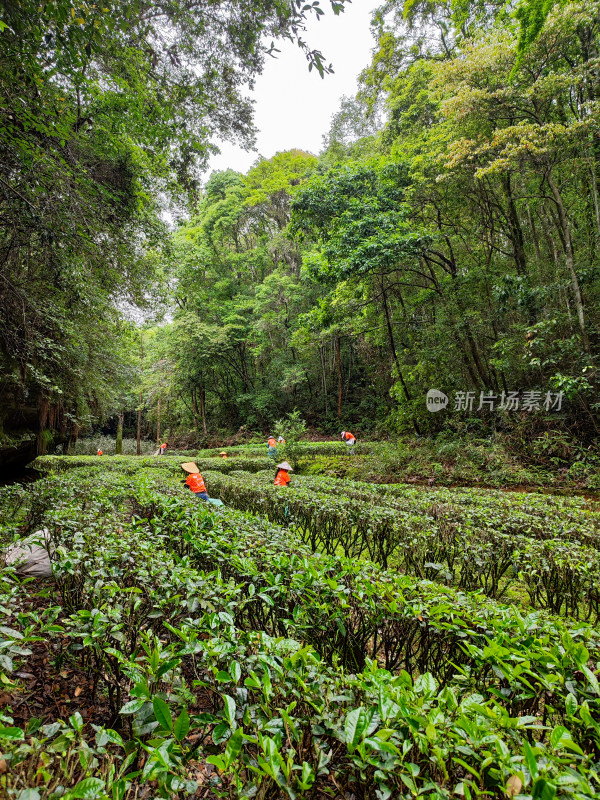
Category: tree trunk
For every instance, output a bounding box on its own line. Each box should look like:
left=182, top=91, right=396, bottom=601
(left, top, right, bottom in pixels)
left=137, top=331, right=144, bottom=456
left=526, top=205, right=542, bottom=264
left=136, top=392, right=142, bottom=456
left=320, top=345, right=328, bottom=417
left=448, top=285, right=491, bottom=388
left=381, top=283, right=411, bottom=403
left=156, top=397, right=161, bottom=446
left=66, top=423, right=79, bottom=455
left=116, top=411, right=124, bottom=455
left=200, top=387, right=207, bottom=435
left=191, top=388, right=200, bottom=429
left=335, top=336, right=343, bottom=419
left=37, top=396, right=50, bottom=455
left=380, top=279, right=421, bottom=435
left=502, top=172, right=528, bottom=277
left=589, top=147, right=600, bottom=237
left=546, top=170, right=590, bottom=352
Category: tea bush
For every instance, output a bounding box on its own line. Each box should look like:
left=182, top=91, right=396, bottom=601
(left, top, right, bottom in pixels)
left=203, top=469, right=600, bottom=620
left=2, top=460, right=600, bottom=798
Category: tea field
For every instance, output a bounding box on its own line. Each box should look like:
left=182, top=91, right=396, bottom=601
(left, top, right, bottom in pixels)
left=2, top=453, right=600, bottom=799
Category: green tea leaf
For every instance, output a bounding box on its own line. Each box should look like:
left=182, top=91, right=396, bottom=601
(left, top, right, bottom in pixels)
left=174, top=707, right=190, bottom=741
left=0, top=726, right=24, bottom=739
left=345, top=707, right=367, bottom=750
left=66, top=777, right=106, bottom=799
left=119, top=698, right=145, bottom=715
left=152, top=697, right=173, bottom=731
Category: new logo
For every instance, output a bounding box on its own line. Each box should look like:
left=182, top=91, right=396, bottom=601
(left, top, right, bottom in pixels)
left=426, top=389, right=449, bottom=412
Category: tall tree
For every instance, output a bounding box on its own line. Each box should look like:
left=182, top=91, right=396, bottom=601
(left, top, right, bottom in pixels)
left=0, top=0, right=350, bottom=445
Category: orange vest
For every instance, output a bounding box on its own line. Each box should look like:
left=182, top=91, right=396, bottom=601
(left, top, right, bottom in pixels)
left=97, top=450, right=103, bottom=456
left=274, top=469, right=290, bottom=487
left=343, top=432, right=355, bottom=441
left=267, top=437, right=276, bottom=448
left=186, top=473, right=206, bottom=493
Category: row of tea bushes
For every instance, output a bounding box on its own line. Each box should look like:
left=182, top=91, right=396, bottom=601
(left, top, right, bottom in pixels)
left=203, top=470, right=600, bottom=620
left=193, top=441, right=372, bottom=459
left=32, top=454, right=274, bottom=476
left=276, top=474, right=600, bottom=545
left=3, top=464, right=600, bottom=798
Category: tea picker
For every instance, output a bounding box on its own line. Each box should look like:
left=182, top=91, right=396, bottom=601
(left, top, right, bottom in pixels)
left=274, top=461, right=293, bottom=487
left=273, top=461, right=293, bottom=523
left=181, top=462, right=224, bottom=507
left=267, top=435, right=277, bottom=460
left=341, top=430, right=356, bottom=454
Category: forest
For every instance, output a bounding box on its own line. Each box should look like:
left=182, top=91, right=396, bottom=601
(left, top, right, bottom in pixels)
left=1, top=0, right=599, bottom=463
left=2, top=0, right=600, bottom=798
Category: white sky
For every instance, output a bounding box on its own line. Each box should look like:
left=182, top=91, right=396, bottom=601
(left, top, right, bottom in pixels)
left=206, top=0, right=381, bottom=176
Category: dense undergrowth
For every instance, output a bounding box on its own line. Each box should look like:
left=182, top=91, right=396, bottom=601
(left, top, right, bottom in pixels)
left=1, top=455, right=600, bottom=798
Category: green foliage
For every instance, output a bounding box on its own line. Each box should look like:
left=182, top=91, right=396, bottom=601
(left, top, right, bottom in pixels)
left=72, top=436, right=155, bottom=456
left=273, top=409, right=307, bottom=466
left=204, top=466, right=600, bottom=618
left=0, top=0, right=352, bottom=444
left=2, top=459, right=600, bottom=797
left=292, top=158, right=429, bottom=280
left=244, top=150, right=318, bottom=225
left=134, top=0, right=600, bottom=440
left=513, top=0, right=563, bottom=72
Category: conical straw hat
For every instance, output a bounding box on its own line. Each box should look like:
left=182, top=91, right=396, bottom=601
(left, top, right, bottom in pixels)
left=181, top=462, right=199, bottom=473
left=276, top=461, right=293, bottom=471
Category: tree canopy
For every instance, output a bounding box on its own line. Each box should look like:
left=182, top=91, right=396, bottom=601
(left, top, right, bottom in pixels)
left=2, top=0, right=600, bottom=449
left=0, top=0, right=349, bottom=446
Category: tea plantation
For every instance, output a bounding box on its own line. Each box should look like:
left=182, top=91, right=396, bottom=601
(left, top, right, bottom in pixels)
left=2, top=452, right=600, bottom=799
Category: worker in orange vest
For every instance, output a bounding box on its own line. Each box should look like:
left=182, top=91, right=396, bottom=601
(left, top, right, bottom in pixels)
left=159, top=442, right=168, bottom=455
left=97, top=449, right=103, bottom=456
left=341, top=430, right=356, bottom=454
left=267, top=435, right=277, bottom=459
left=181, top=462, right=210, bottom=501
left=220, top=451, right=227, bottom=459
left=274, top=461, right=292, bottom=487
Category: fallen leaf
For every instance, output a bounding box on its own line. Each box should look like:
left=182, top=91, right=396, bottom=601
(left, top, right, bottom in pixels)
left=74, top=686, right=82, bottom=697
left=0, top=759, right=7, bottom=774
left=507, top=775, right=523, bottom=797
